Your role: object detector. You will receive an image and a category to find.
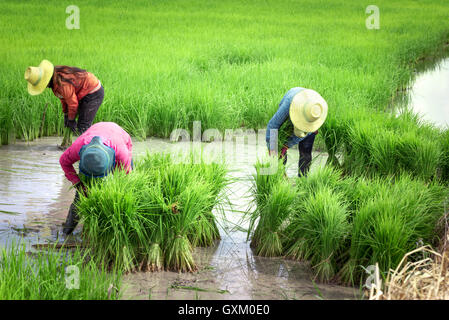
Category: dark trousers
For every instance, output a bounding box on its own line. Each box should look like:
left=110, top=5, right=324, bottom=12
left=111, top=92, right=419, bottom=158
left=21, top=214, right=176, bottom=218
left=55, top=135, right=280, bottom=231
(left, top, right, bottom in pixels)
left=63, top=191, right=80, bottom=235
left=298, top=132, right=316, bottom=177
left=77, top=86, right=104, bottom=135
left=281, top=132, right=316, bottom=177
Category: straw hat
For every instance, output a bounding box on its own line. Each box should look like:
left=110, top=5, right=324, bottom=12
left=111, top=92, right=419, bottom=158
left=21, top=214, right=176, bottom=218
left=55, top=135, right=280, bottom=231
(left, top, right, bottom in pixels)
left=289, top=89, right=328, bottom=136
left=79, top=136, right=116, bottom=178
left=24, top=60, right=54, bottom=95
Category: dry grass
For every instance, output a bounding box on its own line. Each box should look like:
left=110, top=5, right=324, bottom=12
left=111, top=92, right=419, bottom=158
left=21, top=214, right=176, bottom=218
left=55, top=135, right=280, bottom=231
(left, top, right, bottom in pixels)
left=371, top=226, right=449, bottom=300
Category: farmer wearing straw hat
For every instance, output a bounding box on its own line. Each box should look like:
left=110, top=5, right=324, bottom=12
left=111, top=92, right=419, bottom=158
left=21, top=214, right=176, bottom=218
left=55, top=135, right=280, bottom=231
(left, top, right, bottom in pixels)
left=24, top=59, right=104, bottom=135
left=266, top=87, right=328, bottom=177
left=59, top=122, right=133, bottom=235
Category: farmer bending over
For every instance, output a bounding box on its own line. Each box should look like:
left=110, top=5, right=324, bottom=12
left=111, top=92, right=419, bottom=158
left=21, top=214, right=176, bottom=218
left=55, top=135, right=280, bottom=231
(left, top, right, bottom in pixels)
left=24, top=59, right=104, bottom=135
left=266, top=87, right=328, bottom=177
left=59, top=122, right=133, bottom=235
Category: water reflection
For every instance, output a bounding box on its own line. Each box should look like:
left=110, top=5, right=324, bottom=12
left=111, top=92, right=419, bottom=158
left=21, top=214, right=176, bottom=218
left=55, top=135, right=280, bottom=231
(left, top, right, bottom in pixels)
left=408, top=58, right=449, bottom=128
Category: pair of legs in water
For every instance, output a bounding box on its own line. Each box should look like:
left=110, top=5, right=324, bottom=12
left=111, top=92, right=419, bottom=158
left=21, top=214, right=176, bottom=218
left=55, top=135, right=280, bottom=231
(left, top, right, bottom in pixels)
left=282, top=131, right=316, bottom=177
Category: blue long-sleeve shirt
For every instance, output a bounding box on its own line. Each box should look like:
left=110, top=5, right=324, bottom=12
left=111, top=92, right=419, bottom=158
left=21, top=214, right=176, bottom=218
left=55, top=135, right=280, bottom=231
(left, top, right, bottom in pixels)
left=266, top=87, right=313, bottom=151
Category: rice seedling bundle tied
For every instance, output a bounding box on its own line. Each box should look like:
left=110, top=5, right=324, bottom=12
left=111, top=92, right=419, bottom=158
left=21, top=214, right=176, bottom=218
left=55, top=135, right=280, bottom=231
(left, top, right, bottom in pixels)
left=77, top=152, right=228, bottom=273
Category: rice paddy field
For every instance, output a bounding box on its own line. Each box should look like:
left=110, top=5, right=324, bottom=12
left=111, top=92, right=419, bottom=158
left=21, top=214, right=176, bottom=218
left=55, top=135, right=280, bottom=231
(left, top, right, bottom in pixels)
left=1, top=0, right=449, bottom=302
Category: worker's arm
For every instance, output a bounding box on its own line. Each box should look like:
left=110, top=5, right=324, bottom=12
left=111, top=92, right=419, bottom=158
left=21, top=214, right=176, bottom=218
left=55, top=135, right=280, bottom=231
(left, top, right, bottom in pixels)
left=59, top=99, right=68, bottom=114
left=59, top=142, right=82, bottom=185
left=266, top=87, right=305, bottom=153
left=114, top=132, right=133, bottom=173
left=60, top=84, right=79, bottom=120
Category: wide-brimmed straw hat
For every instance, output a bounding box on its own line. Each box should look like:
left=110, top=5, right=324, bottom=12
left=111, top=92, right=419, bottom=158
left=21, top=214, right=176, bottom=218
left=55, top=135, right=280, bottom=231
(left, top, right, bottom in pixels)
left=289, top=89, right=328, bottom=136
left=24, top=59, right=54, bottom=95
left=79, top=136, right=115, bottom=178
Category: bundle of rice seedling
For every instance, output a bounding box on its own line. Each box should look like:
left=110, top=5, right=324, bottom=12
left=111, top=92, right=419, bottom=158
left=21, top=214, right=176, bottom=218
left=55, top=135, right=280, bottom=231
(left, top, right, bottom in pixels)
left=139, top=152, right=229, bottom=248
left=248, top=157, right=448, bottom=286
left=252, top=180, right=296, bottom=257
left=60, top=127, right=73, bottom=149
left=344, top=117, right=442, bottom=181
left=77, top=170, right=155, bottom=272
left=247, top=159, right=287, bottom=249
left=157, top=166, right=216, bottom=271
left=77, top=151, right=229, bottom=273
left=284, top=187, right=350, bottom=282
left=339, top=174, right=448, bottom=285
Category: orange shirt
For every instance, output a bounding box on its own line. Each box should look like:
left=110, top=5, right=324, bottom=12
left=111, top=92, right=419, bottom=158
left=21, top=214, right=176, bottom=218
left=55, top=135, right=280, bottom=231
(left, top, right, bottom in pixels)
left=51, top=69, right=100, bottom=120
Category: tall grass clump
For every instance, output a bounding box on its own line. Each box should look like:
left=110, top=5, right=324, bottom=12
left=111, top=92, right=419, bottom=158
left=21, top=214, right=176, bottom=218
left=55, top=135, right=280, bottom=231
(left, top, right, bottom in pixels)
left=0, top=242, right=122, bottom=300
left=77, top=152, right=229, bottom=272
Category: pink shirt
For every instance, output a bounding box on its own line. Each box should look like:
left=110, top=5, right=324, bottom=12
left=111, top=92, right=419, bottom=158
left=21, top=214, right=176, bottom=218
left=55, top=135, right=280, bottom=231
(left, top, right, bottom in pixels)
left=59, top=122, right=133, bottom=185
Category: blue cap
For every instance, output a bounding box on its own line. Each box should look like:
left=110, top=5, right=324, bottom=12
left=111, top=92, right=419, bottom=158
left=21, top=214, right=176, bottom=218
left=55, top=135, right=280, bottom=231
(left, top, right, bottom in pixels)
left=79, top=136, right=115, bottom=178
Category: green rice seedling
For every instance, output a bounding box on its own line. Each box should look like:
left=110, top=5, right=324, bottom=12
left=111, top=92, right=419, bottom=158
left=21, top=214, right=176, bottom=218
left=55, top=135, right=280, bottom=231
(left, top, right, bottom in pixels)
left=60, top=127, right=73, bottom=149
left=339, top=174, right=448, bottom=285
left=252, top=180, right=296, bottom=257
left=247, top=158, right=286, bottom=248
left=344, top=115, right=442, bottom=181
left=251, top=158, right=285, bottom=206
left=109, top=151, right=229, bottom=272
left=2, top=0, right=449, bottom=148
left=0, top=242, right=122, bottom=300
left=439, top=129, right=449, bottom=182
left=76, top=170, right=155, bottom=272
left=284, top=187, right=350, bottom=283
left=158, top=173, right=215, bottom=271
left=138, top=152, right=229, bottom=248
left=294, top=165, right=343, bottom=196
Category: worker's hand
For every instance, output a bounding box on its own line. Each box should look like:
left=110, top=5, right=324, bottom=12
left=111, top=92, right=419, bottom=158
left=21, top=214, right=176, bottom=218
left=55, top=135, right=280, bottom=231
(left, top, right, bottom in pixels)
left=75, top=182, right=88, bottom=197
left=66, top=119, right=77, bottom=133
left=279, top=145, right=288, bottom=166
left=279, top=145, right=288, bottom=160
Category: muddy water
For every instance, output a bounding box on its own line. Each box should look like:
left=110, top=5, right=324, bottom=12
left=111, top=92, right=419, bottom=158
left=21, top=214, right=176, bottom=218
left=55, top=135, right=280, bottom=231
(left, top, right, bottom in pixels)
left=0, top=134, right=359, bottom=300
left=407, top=58, right=449, bottom=128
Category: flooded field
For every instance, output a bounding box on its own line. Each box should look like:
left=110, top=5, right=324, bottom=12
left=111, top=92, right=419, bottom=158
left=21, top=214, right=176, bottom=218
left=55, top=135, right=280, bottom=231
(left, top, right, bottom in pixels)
left=407, top=57, right=449, bottom=128
left=0, top=135, right=359, bottom=300
left=2, top=56, right=448, bottom=299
